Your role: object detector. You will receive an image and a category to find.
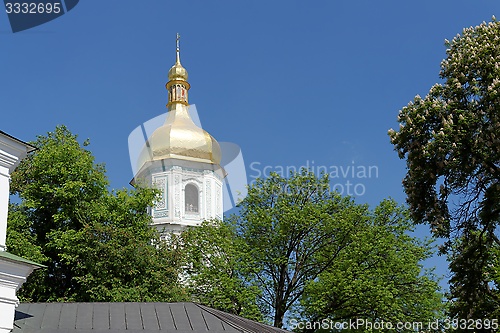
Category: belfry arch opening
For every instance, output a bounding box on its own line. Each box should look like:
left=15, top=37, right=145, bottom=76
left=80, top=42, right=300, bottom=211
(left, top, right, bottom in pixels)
left=185, top=184, right=199, bottom=213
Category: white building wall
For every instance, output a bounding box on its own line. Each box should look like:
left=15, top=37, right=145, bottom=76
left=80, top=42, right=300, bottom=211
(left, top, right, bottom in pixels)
left=0, top=131, right=40, bottom=333
left=139, top=159, right=223, bottom=236
left=0, top=257, right=37, bottom=333
left=0, top=133, right=34, bottom=251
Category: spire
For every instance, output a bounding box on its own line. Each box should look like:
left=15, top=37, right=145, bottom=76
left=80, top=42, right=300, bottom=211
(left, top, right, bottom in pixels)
left=166, top=33, right=190, bottom=108
left=176, top=33, right=181, bottom=64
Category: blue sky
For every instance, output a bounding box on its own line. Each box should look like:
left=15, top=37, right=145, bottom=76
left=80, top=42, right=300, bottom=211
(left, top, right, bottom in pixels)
left=2, top=0, right=500, bottom=286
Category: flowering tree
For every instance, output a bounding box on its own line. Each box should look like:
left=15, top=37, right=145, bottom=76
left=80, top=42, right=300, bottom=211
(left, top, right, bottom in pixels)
left=389, top=19, right=500, bottom=320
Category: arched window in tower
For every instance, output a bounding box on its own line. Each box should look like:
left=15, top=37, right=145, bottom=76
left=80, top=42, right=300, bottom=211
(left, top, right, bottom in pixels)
left=176, top=85, right=181, bottom=101
left=185, top=184, right=199, bottom=213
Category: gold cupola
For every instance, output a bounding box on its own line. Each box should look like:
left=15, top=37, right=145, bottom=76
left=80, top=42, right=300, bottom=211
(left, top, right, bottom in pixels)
left=167, top=42, right=188, bottom=82
left=136, top=34, right=222, bottom=174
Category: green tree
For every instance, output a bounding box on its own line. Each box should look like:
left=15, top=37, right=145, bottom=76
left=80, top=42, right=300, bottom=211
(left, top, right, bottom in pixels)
left=7, top=126, right=186, bottom=302
left=233, top=170, right=443, bottom=329
left=389, top=19, right=500, bottom=320
left=47, top=187, right=187, bottom=302
left=300, top=200, right=443, bottom=333
left=180, top=219, right=262, bottom=321
left=448, top=232, right=498, bottom=321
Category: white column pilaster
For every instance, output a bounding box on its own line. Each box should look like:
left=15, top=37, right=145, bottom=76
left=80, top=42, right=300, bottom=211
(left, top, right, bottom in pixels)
left=0, top=131, right=38, bottom=333
left=0, top=166, right=9, bottom=251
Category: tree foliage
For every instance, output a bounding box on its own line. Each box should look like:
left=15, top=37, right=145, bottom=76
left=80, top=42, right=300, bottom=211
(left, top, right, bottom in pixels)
left=389, top=19, right=500, bottom=320
left=180, top=219, right=262, bottom=321
left=231, top=170, right=443, bottom=329
left=7, top=126, right=186, bottom=302
left=300, top=200, right=443, bottom=332
left=448, top=232, right=499, bottom=320
left=235, top=170, right=361, bottom=328
left=389, top=19, right=500, bottom=240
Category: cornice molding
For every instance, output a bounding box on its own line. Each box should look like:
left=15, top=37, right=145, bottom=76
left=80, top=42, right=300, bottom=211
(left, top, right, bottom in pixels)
left=0, top=150, right=19, bottom=171
left=0, top=134, right=34, bottom=173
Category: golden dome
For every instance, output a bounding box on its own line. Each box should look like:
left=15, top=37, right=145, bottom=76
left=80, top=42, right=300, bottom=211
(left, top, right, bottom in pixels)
left=135, top=34, right=222, bottom=174
left=168, top=60, right=188, bottom=81
left=136, top=104, right=222, bottom=171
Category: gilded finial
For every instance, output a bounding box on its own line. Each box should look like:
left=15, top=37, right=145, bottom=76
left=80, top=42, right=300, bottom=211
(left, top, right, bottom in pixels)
left=167, top=33, right=189, bottom=105
left=168, top=33, right=188, bottom=81
left=176, top=33, right=181, bottom=64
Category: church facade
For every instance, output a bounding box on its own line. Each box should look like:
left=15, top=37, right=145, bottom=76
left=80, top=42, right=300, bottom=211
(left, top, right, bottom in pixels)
left=133, top=36, right=225, bottom=235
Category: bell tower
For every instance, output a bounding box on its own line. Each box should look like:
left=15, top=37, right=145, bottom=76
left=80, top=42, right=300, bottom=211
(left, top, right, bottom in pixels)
left=134, top=34, right=225, bottom=235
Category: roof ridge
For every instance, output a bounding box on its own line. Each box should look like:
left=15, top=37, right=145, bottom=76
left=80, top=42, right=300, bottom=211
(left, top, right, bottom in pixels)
left=194, top=303, right=291, bottom=333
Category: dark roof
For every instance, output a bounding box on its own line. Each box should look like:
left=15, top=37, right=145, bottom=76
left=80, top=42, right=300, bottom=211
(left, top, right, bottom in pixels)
left=14, top=302, right=291, bottom=333
left=0, top=130, right=36, bottom=152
